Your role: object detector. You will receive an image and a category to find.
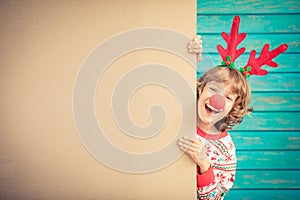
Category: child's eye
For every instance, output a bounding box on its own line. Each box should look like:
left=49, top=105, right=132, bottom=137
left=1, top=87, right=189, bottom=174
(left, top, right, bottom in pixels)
left=208, top=86, right=217, bottom=92
left=226, top=96, right=233, bottom=101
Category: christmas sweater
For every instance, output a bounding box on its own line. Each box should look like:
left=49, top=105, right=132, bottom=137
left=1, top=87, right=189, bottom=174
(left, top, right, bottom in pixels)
left=196, top=128, right=236, bottom=200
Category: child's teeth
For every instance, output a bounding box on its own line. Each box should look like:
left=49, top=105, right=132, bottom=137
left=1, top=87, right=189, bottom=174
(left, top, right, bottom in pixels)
left=207, top=104, right=219, bottom=112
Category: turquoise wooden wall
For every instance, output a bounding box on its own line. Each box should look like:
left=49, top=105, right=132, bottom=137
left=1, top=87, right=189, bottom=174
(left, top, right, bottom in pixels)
left=196, top=0, right=300, bottom=199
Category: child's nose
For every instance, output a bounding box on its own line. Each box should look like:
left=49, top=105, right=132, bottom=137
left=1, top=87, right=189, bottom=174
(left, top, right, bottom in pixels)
left=209, top=94, right=226, bottom=110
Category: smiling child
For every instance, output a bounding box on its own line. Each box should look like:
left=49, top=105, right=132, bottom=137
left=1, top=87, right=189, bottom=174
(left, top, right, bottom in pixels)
left=178, top=16, right=288, bottom=200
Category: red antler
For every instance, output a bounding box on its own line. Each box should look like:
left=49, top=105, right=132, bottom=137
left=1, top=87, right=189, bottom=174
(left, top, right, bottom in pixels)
left=241, top=44, right=288, bottom=77
left=217, top=15, right=246, bottom=67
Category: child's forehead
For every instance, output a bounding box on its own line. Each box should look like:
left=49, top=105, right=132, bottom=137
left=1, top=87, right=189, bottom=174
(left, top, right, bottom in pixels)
left=207, top=81, right=237, bottom=94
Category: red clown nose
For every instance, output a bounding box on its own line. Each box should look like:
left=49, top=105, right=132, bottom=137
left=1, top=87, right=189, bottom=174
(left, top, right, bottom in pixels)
left=209, top=94, right=226, bottom=110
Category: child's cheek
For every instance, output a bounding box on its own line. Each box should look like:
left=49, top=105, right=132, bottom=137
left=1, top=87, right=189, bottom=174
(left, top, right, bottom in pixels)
left=225, top=102, right=234, bottom=115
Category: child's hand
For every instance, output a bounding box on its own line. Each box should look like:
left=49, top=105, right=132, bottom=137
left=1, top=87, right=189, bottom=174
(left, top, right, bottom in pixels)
left=178, top=137, right=210, bottom=173
left=178, top=137, right=206, bottom=160
left=187, top=35, right=202, bottom=62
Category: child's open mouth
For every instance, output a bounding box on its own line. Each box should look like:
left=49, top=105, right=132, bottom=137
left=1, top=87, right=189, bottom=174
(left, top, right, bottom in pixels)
left=205, top=103, right=221, bottom=114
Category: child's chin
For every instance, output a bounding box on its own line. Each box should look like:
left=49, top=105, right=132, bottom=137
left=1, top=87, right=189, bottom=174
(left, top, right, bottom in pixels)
left=199, top=118, right=215, bottom=125
left=202, top=116, right=222, bottom=126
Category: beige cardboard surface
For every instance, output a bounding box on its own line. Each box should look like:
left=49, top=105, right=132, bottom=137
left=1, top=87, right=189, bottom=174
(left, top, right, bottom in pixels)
left=0, top=1, right=196, bottom=199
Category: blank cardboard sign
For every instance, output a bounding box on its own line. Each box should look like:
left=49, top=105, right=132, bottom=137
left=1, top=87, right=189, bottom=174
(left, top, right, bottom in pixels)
left=0, top=1, right=196, bottom=199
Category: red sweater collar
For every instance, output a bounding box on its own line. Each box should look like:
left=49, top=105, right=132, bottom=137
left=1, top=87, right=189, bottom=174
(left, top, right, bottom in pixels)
left=197, top=127, right=228, bottom=140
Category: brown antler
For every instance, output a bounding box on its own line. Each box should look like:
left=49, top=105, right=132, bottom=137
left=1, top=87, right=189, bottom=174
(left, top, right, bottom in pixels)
left=241, top=44, right=288, bottom=77
left=217, top=15, right=246, bottom=67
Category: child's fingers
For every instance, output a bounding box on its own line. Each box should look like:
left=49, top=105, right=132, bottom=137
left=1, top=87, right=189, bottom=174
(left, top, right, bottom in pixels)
left=179, top=137, right=194, bottom=144
left=189, top=45, right=203, bottom=51
left=179, top=145, right=197, bottom=153
left=196, top=53, right=202, bottom=62
left=189, top=48, right=202, bottom=54
left=181, top=137, right=201, bottom=144
left=188, top=47, right=202, bottom=53
left=177, top=139, right=192, bottom=149
left=188, top=35, right=203, bottom=59
left=178, top=137, right=201, bottom=148
left=178, top=142, right=198, bottom=153
left=188, top=43, right=202, bottom=53
left=179, top=143, right=203, bottom=159
left=178, top=138, right=208, bottom=160
left=188, top=40, right=202, bottom=46
left=184, top=149, right=198, bottom=157
left=188, top=40, right=202, bottom=48
left=193, top=35, right=202, bottom=41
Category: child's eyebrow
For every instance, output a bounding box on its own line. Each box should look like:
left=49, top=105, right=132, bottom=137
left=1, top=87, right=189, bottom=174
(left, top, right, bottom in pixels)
left=208, top=81, right=226, bottom=90
left=208, top=81, right=238, bottom=96
left=208, top=81, right=222, bottom=86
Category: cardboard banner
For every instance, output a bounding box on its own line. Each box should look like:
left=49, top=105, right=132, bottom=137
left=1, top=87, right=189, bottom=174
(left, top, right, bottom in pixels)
left=0, top=1, right=196, bottom=199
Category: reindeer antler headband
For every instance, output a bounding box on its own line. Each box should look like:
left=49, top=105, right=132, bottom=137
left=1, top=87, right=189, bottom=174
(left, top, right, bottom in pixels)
left=217, top=16, right=288, bottom=78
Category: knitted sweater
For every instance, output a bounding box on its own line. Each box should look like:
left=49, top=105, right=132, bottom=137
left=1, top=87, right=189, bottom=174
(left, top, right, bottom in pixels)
left=196, top=128, right=236, bottom=200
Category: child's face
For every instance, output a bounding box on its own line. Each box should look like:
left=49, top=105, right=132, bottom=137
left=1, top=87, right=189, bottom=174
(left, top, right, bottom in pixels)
left=197, top=81, right=237, bottom=130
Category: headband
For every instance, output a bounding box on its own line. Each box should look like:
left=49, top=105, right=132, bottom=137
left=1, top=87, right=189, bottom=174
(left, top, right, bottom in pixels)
left=217, top=16, right=288, bottom=78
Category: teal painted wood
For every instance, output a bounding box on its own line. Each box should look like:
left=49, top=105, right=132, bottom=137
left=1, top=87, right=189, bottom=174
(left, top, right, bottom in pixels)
left=236, top=151, right=300, bottom=169
left=248, top=74, right=300, bottom=92
left=234, top=112, right=300, bottom=130
left=231, top=131, right=300, bottom=150
left=225, top=190, right=300, bottom=200
left=199, top=34, right=300, bottom=53
left=250, top=93, right=300, bottom=111
left=233, top=170, right=300, bottom=189
left=198, top=53, right=300, bottom=73
left=197, top=14, right=300, bottom=34
left=197, top=0, right=300, bottom=14
left=197, top=0, right=300, bottom=198
left=196, top=72, right=300, bottom=92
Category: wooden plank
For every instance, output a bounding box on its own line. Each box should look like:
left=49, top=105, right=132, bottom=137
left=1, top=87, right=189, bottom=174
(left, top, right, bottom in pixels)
left=250, top=92, right=300, bottom=111
left=249, top=74, right=300, bottom=92
left=197, top=72, right=300, bottom=92
left=198, top=54, right=300, bottom=73
left=234, top=112, right=300, bottom=131
left=196, top=0, right=300, bottom=198
left=199, top=34, right=300, bottom=53
left=231, top=131, right=300, bottom=150
left=226, top=189, right=300, bottom=200
left=197, top=0, right=300, bottom=14
left=233, top=170, right=300, bottom=189
left=197, top=14, right=300, bottom=34
left=236, top=151, right=300, bottom=169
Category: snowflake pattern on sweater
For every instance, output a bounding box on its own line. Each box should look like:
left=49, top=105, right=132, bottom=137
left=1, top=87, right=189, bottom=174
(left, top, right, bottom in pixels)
left=196, top=128, right=236, bottom=200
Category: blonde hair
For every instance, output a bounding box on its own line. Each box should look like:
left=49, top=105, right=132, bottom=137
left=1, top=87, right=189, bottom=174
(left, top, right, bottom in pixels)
left=197, top=67, right=252, bottom=131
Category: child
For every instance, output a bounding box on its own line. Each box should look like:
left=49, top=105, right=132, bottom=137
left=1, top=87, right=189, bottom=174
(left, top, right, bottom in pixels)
left=177, top=16, right=288, bottom=200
